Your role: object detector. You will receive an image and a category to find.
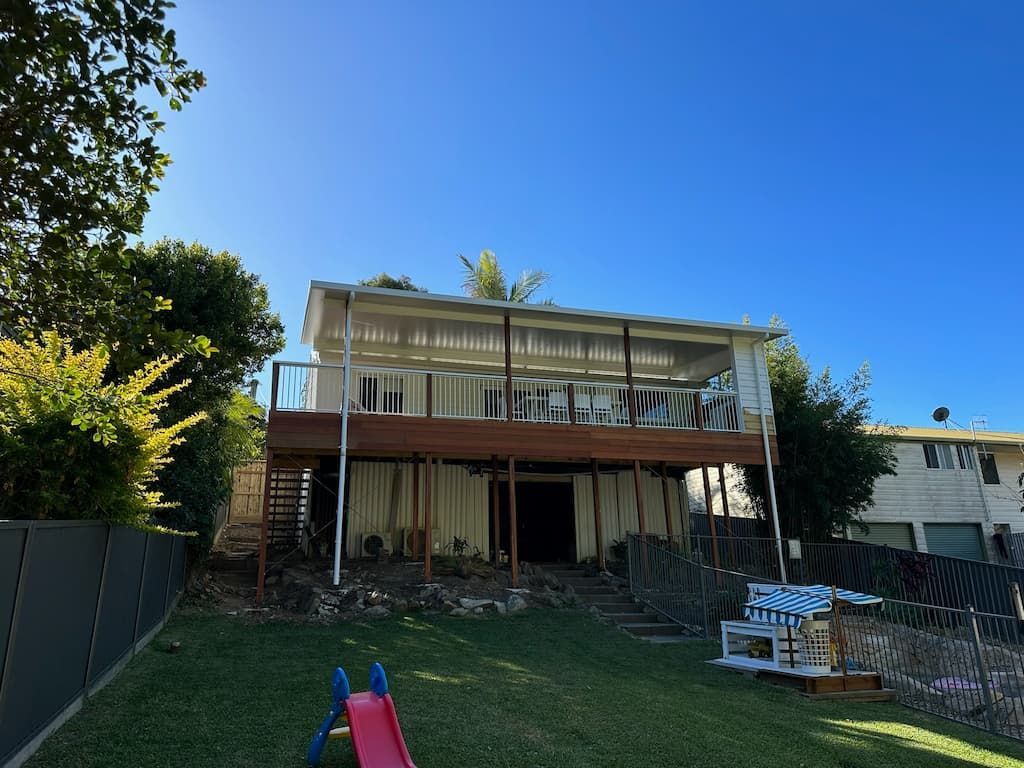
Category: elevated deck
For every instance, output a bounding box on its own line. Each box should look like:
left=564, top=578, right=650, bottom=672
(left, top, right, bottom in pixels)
left=268, top=411, right=779, bottom=464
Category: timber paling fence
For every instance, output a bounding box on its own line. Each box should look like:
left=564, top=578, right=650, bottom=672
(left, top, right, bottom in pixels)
left=627, top=534, right=1024, bottom=741
left=0, top=521, right=187, bottom=767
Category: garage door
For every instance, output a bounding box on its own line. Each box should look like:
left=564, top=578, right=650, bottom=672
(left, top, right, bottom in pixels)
left=923, top=523, right=986, bottom=561
left=850, top=522, right=915, bottom=550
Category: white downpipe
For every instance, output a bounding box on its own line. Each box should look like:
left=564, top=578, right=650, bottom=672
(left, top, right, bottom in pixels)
left=333, top=291, right=356, bottom=585
left=754, top=335, right=787, bottom=583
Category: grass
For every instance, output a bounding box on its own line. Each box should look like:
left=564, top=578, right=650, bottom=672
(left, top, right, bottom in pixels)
left=26, top=607, right=1024, bottom=768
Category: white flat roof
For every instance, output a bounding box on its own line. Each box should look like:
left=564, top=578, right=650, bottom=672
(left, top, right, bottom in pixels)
left=301, top=281, right=788, bottom=346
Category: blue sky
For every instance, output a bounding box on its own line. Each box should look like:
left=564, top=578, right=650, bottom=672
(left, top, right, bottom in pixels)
left=142, top=2, right=1023, bottom=431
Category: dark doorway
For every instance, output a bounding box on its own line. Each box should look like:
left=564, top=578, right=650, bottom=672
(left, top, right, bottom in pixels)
left=494, top=481, right=576, bottom=563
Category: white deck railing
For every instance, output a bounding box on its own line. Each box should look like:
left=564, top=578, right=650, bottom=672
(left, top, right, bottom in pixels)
left=271, top=362, right=741, bottom=432
left=431, top=371, right=506, bottom=420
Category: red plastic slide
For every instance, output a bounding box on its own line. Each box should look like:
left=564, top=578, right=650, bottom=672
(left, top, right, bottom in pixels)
left=345, top=691, right=417, bottom=768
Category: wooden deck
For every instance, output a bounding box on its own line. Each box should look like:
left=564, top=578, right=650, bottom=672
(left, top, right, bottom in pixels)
left=267, top=411, right=780, bottom=465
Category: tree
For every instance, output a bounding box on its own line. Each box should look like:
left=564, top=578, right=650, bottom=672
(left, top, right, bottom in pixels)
left=108, top=239, right=285, bottom=551
left=0, top=0, right=205, bottom=344
left=111, top=239, right=285, bottom=402
left=0, top=333, right=204, bottom=526
left=739, top=320, right=898, bottom=541
left=458, top=250, right=551, bottom=303
left=359, top=273, right=426, bottom=292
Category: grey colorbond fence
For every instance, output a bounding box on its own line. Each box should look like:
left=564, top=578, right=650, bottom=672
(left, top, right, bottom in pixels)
left=627, top=534, right=1024, bottom=741
left=0, top=521, right=186, bottom=767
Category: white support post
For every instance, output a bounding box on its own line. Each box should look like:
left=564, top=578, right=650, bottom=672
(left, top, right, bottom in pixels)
left=754, top=336, right=787, bottom=583
left=333, top=291, right=356, bottom=585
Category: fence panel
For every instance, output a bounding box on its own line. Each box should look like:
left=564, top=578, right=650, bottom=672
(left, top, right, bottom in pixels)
left=0, top=527, right=25, bottom=681
left=89, top=526, right=147, bottom=685
left=0, top=523, right=106, bottom=762
left=627, top=533, right=1024, bottom=742
left=229, top=461, right=267, bottom=523
left=0, top=522, right=186, bottom=767
left=799, top=540, right=1024, bottom=616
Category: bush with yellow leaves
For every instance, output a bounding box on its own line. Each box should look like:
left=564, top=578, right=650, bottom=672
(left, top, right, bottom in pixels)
left=0, top=333, right=205, bottom=528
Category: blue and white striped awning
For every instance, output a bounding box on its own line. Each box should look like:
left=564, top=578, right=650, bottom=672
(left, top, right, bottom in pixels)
left=743, top=585, right=882, bottom=628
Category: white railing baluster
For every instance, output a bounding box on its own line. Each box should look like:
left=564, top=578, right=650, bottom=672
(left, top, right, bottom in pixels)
left=272, top=361, right=740, bottom=432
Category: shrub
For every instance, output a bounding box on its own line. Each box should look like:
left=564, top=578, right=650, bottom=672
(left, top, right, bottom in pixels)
left=0, top=333, right=204, bottom=528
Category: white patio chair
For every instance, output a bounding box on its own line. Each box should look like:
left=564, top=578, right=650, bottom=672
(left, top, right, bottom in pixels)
left=548, top=390, right=569, bottom=422
left=591, top=394, right=614, bottom=423
left=574, top=393, right=593, bottom=423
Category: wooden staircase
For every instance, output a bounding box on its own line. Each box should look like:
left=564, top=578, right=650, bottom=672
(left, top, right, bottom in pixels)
left=266, top=467, right=311, bottom=547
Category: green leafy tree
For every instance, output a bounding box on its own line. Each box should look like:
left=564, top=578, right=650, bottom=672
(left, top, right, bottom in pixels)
left=0, top=0, right=205, bottom=344
left=458, top=250, right=551, bottom=303
left=109, top=239, right=285, bottom=551
left=0, top=333, right=204, bottom=526
left=359, top=273, right=426, bottom=292
left=739, top=320, right=898, bottom=541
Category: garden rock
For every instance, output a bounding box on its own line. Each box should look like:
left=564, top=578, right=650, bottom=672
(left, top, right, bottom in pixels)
left=507, top=594, right=528, bottom=613
left=364, top=605, right=391, bottom=619
left=450, top=607, right=469, bottom=617
left=459, top=597, right=492, bottom=610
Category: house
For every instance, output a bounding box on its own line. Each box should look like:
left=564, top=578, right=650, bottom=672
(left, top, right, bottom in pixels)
left=256, top=282, right=788, bottom=597
left=695, top=426, right=1024, bottom=563
left=849, top=426, right=1024, bottom=562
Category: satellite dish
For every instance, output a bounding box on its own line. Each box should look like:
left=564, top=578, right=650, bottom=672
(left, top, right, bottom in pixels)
left=932, top=406, right=950, bottom=423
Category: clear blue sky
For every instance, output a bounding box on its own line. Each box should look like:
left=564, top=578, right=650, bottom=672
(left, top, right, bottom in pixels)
left=142, top=1, right=1023, bottom=431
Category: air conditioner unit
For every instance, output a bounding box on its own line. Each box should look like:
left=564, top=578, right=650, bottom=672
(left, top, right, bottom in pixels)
left=400, top=528, right=443, bottom=556
left=359, top=532, right=393, bottom=558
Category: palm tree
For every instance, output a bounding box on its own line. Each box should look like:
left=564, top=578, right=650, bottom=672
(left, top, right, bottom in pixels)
left=458, top=250, right=551, bottom=303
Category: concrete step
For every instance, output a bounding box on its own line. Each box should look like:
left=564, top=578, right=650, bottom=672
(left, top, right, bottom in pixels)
left=621, top=622, right=686, bottom=637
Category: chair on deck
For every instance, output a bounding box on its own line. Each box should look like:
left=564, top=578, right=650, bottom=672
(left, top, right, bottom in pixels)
left=591, top=394, right=614, bottom=423
left=574, top=393, right=593, bottom=423
left=548, top=391, right=569, bottom=422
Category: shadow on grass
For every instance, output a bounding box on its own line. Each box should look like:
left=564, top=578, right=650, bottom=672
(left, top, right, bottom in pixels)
left=23, top=609, right=1024, bottom=768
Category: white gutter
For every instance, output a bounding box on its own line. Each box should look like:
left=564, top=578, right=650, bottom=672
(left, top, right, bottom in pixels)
left=333, top=290, right=356, bottom=585
left=754, top=334, right=787, bottom=583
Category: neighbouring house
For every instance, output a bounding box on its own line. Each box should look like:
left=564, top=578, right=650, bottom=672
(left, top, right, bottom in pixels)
left=848, top=426, right=1024, bottom=562
left=696, top=426, right=1024, bottom=563
left=256, top=282, right=786, bottom=596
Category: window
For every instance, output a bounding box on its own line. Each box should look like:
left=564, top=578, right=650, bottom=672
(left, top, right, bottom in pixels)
left=956, top=444, right=975, bottom=470
left=923, top=443, right=954, bottom=470
left=980, top=453, right=1001, bottom=485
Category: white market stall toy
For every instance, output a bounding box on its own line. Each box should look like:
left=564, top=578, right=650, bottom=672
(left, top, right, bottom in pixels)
left=710, top=583, right=896, bottom=699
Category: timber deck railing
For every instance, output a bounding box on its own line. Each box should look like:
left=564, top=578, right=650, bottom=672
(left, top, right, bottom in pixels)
left=270, top=361, right=741, bottom=432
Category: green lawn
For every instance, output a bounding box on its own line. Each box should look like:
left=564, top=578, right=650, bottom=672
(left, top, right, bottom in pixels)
left=26, top=608, right=1024, bottom=768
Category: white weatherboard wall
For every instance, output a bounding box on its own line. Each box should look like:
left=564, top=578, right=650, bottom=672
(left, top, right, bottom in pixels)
left=983, top=451, right=1024, bottom=527
left=860, top=441, right=999, bottom=558
left=346, top=460, right=490, bottom=559
left=732, top=337, right=775, bottom=433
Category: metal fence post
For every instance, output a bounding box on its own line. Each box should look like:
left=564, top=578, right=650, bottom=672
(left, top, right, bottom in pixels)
left=698, top=562, right=709, bottom=639
left=965, top=605, right=999, bottom=733
left=627, top=534, right=634, bottom=597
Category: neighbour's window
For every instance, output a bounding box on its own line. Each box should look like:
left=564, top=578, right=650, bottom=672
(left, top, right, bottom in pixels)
left=956, top=444, right=975, bottom=470
left=980, top=453, right=1001, bottom=485
left=923, top=443, right=955, bottom=470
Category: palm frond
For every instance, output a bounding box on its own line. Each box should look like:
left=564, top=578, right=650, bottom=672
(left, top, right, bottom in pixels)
left=508, top=269, right=549, bottom=303
left=459, top=250, right=508, bottom=300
